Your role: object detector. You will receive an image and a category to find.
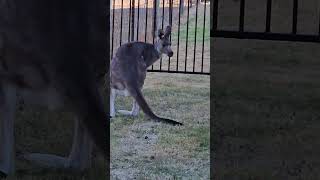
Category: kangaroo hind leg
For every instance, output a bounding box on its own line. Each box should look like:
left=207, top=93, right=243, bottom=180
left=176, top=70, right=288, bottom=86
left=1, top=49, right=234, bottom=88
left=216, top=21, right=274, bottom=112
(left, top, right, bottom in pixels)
left=21, top=118, right=93, bottom=172
left=118, top=98, right=140, bottom=117
left=0, top=84, right=17, bottom=176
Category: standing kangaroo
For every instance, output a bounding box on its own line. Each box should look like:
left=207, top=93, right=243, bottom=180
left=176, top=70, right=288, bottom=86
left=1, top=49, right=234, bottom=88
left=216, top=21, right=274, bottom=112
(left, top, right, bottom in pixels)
left=110, top=25, right=183, bottom=126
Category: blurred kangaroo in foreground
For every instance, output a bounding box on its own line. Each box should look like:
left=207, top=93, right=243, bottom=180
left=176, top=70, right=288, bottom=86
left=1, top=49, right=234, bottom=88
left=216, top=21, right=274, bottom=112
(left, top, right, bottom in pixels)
left=0, top=0, right=108, bottom=177
left=110, top=25, right=183, bottom=126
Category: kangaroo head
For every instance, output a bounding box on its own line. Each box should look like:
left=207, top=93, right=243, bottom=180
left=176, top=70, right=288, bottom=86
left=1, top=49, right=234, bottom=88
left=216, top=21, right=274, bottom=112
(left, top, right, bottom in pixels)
left=156, top=26, right=173, bottom=58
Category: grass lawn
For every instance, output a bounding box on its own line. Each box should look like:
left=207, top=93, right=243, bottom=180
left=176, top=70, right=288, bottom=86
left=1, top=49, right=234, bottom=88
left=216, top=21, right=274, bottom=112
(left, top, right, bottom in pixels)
left=213, top=0, right=320, bottom=178
left=111, top=73, right=210, bottom=179
left=214, top=38, right=320, bottom=179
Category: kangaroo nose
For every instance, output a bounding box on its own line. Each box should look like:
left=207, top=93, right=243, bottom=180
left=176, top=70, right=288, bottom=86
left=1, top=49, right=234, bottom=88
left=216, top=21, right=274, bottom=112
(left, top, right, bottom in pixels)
left=168, top=52, right=173, bottom=57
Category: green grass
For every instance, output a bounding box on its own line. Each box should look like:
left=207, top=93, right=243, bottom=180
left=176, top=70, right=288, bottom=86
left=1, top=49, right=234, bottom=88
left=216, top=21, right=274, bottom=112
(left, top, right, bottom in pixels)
left=214, top=37, right=320, bottom=179
left=111, top=73, right=210, bottom=179
left=171, top=5, right=210, bottom=43
left=172, top=19, right=210, bottom=43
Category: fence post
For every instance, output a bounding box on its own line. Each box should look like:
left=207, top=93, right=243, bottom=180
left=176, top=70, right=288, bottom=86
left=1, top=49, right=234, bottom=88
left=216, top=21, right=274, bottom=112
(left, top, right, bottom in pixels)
left=180, top=0, right=185, bottom=13
left=131, top=0, right=135, bottom=41
left=169, top=0, right=173, bottom=27
left=153, top=0, right=160, bottom=41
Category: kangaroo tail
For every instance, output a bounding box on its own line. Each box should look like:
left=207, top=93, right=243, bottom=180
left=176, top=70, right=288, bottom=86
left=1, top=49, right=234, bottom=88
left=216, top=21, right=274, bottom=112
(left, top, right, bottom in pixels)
left=126, top=84, right=183, bottom=126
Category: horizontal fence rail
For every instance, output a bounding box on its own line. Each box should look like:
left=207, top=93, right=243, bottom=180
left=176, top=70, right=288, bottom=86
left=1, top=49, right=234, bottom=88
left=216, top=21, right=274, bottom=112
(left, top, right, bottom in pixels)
left=111, top=0, right=211, bottom=75
left=211, top=0, right=320, bottom=43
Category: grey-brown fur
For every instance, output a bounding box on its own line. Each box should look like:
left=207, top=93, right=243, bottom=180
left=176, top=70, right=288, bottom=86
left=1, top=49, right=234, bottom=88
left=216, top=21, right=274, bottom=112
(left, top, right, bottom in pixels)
left=110, top=25, right=183, bottom=126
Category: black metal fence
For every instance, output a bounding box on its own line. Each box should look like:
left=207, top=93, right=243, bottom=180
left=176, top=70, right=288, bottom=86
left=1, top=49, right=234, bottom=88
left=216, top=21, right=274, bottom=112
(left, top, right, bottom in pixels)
left=211, top=0, right=320, bottom=43
left=111, top=0, right=211, bottom=75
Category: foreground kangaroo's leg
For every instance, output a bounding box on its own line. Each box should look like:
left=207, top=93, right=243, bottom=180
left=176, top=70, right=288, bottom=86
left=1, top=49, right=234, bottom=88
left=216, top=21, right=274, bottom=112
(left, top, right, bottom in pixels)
left=22, top=118, right=93, bottom=171
left=0, top=84, right=17, bottom=176
left=118, top=98, right=140, bottom=116
left=66, top=117, right=93, bottom=170
left=110, top=88, right=116, bottom=117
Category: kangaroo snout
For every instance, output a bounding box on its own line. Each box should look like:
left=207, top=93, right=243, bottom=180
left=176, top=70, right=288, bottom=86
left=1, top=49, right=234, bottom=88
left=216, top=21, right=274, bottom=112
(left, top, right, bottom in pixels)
left=168, top=51, right=173, bottom=57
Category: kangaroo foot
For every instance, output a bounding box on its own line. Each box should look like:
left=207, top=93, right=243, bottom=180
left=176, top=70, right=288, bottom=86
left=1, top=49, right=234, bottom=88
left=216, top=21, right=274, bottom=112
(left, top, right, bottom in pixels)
left=21, top=153, right=90, bottom=173
left=118, top=110, right=138, bottom=116
left=21, top=153, right=69, bottom=170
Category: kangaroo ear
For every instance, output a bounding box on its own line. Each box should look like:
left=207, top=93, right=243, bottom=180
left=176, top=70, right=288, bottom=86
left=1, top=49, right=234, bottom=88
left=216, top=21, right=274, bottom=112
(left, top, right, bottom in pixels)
left=158, top=29, right=165, bottom=39
left=165, top=25, right=172, bottom=37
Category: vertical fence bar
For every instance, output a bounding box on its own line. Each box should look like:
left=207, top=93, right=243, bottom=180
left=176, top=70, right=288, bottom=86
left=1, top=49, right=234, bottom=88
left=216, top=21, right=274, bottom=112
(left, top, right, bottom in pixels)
left=201, top=0, right=208, bottom=73
left=111, top=0, right=115, bottom=58
left=292, top=0, right=298, bottom=34
left=176, top=0, right=182, bottom=71
left=152, top=0, right=158, bottom=70
left=319, top=4, right=320, bottom=35
left=160, top=0, right=165, bottom=71
left=131, top=0, right=135, bottom=41
left=319, top=2, right=320, bottom=35
left=128, top=0, right=132, bottom=42
left=168, top=0, right=173, bottom=71
left=120, top=0, right=124, bottom=45
left=193, top=0, right=199, bottom=72
left=213, top=0, right=219, bottom=31
left=136, top=0, right=140, bottom=41
left=145, top=0, right=149, bottom=42
left=161, top=0, right=165, bottom=29
left=265, top=0, right=272, bottom=32
left=239, top=0, right=245, bottom=32
left=184, top=0, right=190, bottom=72
left=153, top=0, right=158, bottom=44
left=112, top=0, right=210, bottom=74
